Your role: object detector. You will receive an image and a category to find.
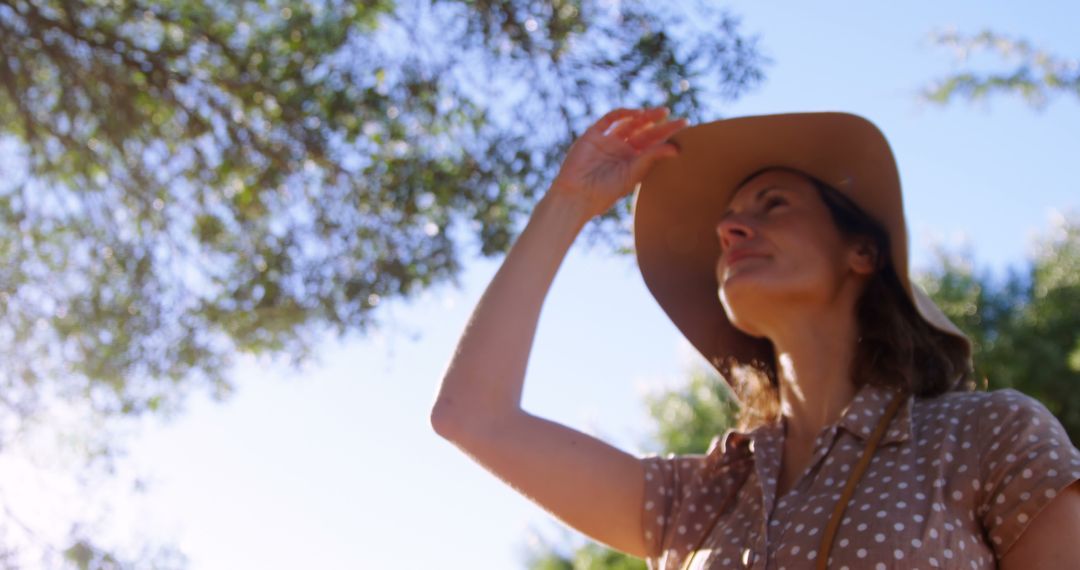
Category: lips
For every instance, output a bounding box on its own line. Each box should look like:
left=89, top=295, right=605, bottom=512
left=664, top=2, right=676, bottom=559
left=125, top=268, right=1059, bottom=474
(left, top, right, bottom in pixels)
left=724, top=249, right=768, bottom=267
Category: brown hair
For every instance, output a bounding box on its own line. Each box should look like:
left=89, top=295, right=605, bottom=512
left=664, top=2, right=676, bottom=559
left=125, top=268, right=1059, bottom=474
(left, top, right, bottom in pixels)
left=719, top=167, right=977, bottom=433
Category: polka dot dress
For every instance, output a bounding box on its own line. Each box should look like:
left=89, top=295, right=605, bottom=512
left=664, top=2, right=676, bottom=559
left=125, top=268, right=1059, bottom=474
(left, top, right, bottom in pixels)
left=639, top=383, right=1080, bottom=569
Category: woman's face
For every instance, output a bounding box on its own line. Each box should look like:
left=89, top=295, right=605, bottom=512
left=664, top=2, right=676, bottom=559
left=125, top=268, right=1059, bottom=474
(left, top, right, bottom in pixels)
left=715, top=168, right=873, bottom=337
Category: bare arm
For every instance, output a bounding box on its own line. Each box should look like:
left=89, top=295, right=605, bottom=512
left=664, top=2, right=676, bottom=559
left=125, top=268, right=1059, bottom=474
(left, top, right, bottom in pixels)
left=429, top=190, right=590, bottom=427
left=429, top=106, right=687, bottom=558
left=999, top=480, right=1080, bottom=570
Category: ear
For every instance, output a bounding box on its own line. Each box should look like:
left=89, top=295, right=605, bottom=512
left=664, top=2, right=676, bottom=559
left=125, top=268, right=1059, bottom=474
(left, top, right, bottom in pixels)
left=847, top=238, right=878, bottom=276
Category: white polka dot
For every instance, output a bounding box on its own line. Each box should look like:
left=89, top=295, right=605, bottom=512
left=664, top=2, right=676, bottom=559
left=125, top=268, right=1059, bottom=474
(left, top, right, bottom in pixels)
left=857, top=548, right=867, bottom=558
left=875, top=533, right=885, bottom=543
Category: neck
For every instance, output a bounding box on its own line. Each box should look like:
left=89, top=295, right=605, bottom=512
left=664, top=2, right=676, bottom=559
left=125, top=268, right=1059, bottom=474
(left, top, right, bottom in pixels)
left=766, top=307, right=861, bottom=448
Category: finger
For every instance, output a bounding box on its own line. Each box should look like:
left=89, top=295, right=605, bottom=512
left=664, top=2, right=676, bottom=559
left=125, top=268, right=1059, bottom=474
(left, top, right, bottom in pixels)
left=609, top=107, right=670, bottom=139
left=629, top=141, right=680, bottom=183
left=588, top=108, right=641, bottom=136
left=628, top=117, right=689, bottom=149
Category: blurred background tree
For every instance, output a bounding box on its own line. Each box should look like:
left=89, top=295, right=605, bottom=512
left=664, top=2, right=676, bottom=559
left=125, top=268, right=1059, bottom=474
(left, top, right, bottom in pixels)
left=919, top=213, right=1080, bottom=443
left=0, top=0, right=769, bottom=566
left=0, top=0, right=765, bottom=427
left=921, top=29, right=1079, bottom=109
left=919, top=25, right=1080, bottom=439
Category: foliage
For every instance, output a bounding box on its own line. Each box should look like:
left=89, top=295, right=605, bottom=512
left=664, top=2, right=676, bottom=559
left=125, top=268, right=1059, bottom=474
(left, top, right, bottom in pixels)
left=921, top=29, right=1080, bottom=109
left=523, top=530, right=648, bottom=570
left=0, top=0, right=769, bottom=566
left=0, top=0, right=767, bottom=426
left=642, top=367, right=740, bottom=456
left=915, top=212, right=1080, bottom=443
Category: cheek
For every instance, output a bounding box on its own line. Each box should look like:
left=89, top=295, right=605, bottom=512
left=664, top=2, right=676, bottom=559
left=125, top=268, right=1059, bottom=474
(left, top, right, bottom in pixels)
left=745, top=241, right=839, bottom=294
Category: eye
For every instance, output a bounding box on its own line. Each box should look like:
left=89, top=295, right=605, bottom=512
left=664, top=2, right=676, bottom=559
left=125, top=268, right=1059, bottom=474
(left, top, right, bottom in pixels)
left=765, top=196, right=785, bottom=211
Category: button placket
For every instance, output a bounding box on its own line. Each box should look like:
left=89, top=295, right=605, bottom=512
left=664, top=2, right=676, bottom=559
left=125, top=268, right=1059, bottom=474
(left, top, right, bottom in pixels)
left=767, top=425, right=839, bottom=567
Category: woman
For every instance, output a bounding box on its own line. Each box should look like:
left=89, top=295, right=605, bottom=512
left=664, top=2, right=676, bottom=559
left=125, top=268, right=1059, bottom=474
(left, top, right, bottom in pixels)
left=430, top=107, right=1080, bottom=569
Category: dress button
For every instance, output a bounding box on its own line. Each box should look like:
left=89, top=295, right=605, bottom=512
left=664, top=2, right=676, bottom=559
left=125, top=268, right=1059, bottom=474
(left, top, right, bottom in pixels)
left=748, top=439, right=756, bottom=454
left=741, top=547, right=752, bottom=566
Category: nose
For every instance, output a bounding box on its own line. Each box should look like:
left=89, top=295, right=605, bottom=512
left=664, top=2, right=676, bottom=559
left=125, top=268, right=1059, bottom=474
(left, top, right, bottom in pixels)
left=716, top=212, right=755, bottom=252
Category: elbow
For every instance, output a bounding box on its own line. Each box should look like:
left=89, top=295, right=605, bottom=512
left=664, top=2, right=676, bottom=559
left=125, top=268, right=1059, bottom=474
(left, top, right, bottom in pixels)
left=429, top=399, right=463, bottom=440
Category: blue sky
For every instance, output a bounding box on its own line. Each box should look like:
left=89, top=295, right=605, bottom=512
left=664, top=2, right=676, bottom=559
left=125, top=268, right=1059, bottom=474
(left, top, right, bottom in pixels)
left=49, top=1, right=1080, bottom=568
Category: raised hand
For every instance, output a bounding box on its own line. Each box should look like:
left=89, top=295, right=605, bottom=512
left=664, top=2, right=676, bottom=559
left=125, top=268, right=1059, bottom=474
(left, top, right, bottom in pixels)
left=548, top=106, right=689, bottom=221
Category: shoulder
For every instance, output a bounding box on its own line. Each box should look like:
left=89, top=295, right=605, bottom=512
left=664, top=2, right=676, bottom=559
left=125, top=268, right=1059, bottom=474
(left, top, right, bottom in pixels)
left=965, top=388, right=1064, bottom=440
left=907, top=388, right=1068, bottom=455
left=912, top=387, right=1051, bottom=423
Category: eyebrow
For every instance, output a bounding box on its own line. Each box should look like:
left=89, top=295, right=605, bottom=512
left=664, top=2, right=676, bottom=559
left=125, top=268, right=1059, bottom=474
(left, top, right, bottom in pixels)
left=718, top=185, right=784, bottom=223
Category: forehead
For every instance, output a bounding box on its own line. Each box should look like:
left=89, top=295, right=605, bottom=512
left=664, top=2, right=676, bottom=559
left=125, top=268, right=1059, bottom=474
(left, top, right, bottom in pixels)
left=730, top=168, right=814, bottom=202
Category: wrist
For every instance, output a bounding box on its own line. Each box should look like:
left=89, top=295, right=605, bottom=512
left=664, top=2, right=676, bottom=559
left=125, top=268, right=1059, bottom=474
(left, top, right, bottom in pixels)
left=539, top=187, right=594, bottom=227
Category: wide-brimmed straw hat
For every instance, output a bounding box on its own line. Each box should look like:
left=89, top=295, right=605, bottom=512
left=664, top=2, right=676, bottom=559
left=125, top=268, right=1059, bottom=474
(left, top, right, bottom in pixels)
left=631, top=112, right=973, bottom=393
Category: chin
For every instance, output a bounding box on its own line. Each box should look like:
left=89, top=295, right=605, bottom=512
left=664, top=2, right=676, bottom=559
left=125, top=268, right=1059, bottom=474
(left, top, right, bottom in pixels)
left=728, top=316, right=766, bottom=338
left=719, top=292, right=767, bottom=338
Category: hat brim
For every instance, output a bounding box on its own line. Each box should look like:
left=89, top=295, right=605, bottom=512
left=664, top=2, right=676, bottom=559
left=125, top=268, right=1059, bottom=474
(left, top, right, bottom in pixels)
left=631, top=112, right=972, bottom=390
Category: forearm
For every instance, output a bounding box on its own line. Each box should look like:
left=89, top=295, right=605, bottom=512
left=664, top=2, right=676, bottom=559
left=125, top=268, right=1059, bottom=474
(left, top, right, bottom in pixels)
left=430, top=190, right=590, bottom=434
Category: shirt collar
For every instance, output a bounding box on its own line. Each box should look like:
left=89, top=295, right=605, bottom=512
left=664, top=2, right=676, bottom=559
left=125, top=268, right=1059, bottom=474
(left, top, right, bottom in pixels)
left=835, top=382, right=913, bottom=446
left=705, top=381, right=914, bottom=465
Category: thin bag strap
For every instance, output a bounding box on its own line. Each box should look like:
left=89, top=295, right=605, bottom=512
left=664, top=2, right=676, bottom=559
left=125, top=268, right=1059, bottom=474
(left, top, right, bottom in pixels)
left=815, top=389, right=906, bottom=569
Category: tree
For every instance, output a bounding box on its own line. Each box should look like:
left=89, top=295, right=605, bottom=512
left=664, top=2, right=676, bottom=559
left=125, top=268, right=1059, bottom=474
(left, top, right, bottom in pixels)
left=918, top=212, right=1080, bottom=442
left=0, top=0, right=769, bottom=566
left=921, top=29, right=1079, bottom=109
left=523, top=214, right=1080, bottom=568
left=0, top=0, right=766, bottom=425
left=920, top=24, right=1080, bottom=438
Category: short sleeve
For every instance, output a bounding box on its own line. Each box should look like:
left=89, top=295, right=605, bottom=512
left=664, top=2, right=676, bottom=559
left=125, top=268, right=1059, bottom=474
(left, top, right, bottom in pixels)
left=639, top=452, right=707, bottom=569
left=976, top=388, right=1080, bottom=560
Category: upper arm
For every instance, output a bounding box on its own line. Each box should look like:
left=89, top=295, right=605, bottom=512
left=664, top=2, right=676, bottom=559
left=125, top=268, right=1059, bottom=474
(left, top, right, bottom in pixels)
left=434, top=410, right=653, bottom=559
left=999, top=480, right=1080, bottom=570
